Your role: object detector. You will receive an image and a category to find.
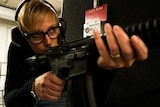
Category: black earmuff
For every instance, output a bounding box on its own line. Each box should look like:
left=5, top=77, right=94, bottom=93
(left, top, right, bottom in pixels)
left=14, top=0, right=66, bottom=45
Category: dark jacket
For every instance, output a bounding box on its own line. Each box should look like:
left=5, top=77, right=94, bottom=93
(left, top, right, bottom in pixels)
left=4, top=27, right=51, bottom=107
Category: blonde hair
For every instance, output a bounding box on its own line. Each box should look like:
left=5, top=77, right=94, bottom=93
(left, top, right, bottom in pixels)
left=17, top=0, right=59, bottom=34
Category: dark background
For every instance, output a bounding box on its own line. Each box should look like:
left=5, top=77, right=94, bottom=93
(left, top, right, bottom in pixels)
left=63, top=0, right=160, bottom=106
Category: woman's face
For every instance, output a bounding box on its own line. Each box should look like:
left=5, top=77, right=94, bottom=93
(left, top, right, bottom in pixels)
left=27, top=14, right=60, bottom=55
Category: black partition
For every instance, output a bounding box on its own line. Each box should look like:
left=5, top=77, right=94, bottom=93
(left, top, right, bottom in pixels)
left=63, top=0, right=160, bottom=106
left=63, top=0, right=93, bottom=41
left=100, top=0, right=160, bottom=26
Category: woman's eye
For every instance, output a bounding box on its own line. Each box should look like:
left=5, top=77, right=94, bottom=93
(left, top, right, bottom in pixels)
left=33, top=32, right=43, bottom=38
left=49, top=28, right=56, bottom=33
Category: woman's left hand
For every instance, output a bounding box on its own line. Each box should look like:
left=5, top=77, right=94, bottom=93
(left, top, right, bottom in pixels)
left=93, top=23, right=148, bottom=70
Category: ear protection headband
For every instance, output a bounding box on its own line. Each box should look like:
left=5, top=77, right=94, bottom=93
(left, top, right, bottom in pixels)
left=15, top=0, right=57, bottom=21
left=15, top=0, right=66, bottom=45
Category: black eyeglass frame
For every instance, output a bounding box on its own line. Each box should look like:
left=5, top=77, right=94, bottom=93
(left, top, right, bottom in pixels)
left=23, top=24, right=61, bottom=44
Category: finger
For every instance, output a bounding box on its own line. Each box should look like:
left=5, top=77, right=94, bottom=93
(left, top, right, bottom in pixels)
left=41, top=89, right=61, bottom=101
left=113, top=25, right=134, bottom=61
left=130, top=35, right=148, bottom=60
left=44, top=87, right=62, bottom=98
left=105, top=23, right=121, bottom=57
left=93, top=28, right=110, bottom=61
left=48, top=72, right=65, bottom=86
left=93, top=28, right=117, bottom=69
left=47, top=82, right=64, bottom=92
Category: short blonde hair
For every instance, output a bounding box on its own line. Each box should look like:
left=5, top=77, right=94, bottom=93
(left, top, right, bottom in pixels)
left=17, top=0, right=59, bottom=34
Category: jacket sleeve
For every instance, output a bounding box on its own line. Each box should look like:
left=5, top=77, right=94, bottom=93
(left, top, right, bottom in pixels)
left=4, top=42, right=36, bottom=107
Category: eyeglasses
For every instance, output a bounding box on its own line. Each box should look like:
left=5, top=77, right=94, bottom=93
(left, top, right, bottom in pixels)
left=23, top=25, right=60, bottom=44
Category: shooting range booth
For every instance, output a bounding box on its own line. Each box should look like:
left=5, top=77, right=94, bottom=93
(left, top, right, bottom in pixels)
left=62, top=0, right=160, bottom=106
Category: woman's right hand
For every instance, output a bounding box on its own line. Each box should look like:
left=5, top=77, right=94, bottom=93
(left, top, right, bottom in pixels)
left=33, top=71, right=65, bottom=101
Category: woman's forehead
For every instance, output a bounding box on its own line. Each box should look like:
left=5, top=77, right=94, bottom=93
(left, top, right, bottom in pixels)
left=30, top=13, right=58, bottom=32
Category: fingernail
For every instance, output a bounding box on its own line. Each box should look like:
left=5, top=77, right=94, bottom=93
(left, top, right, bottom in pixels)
left=105, top=23, right=111, bottom=28
left=113, top=25, right=121, bottom=31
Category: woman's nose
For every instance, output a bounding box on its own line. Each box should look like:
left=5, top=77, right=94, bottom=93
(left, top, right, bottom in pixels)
left=44, top=34, right=52, bottom=45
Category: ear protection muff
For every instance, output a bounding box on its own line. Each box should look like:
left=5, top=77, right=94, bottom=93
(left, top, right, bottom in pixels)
left=58, top=17, right=66, bottom=45
left=14, top=0, right=66, bottom=45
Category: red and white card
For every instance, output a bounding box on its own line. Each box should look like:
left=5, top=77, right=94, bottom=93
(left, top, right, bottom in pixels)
left=85, top=4, right=107, bottom=23
left=83, top=4, right=107, bottom=38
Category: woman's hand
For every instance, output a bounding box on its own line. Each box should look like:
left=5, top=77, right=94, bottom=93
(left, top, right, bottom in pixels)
left=33, top=72, right=65, bottom=101
left=93, top=23, right=148, bottom=70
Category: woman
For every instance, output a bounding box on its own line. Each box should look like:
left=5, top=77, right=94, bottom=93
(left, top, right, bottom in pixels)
left=4, top=0, right=148, bottom=107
